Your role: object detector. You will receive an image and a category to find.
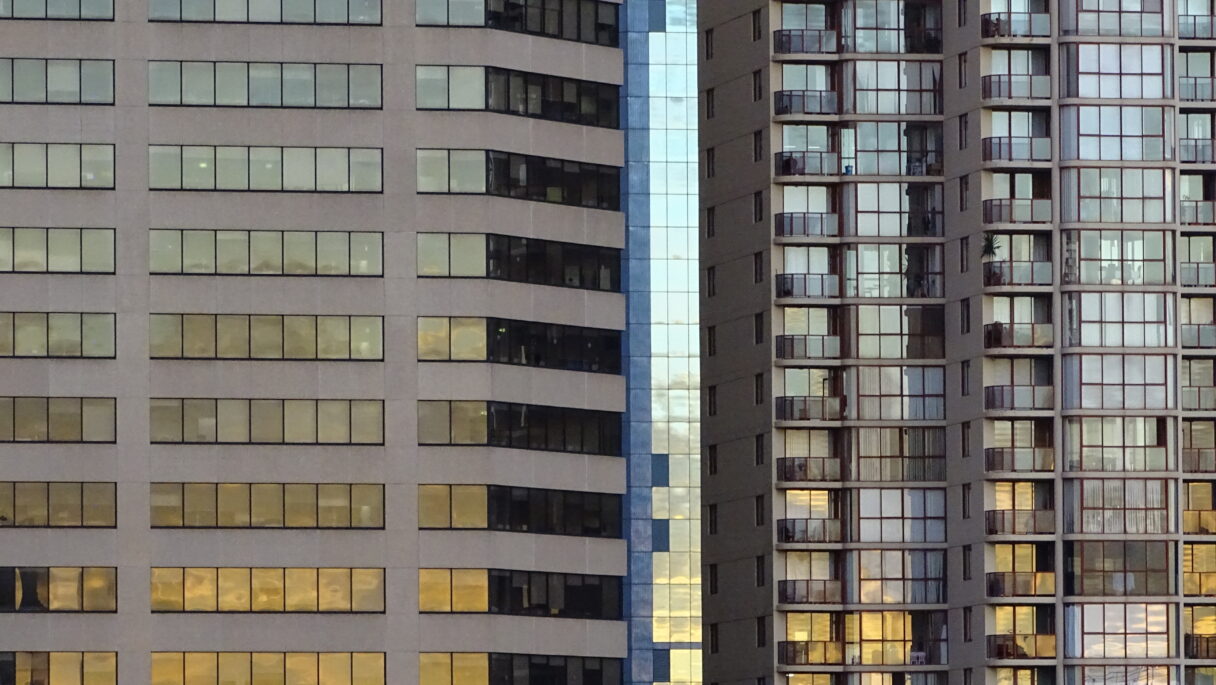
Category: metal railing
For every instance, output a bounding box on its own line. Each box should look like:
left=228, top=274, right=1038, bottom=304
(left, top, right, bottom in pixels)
left=1182, top=200, right=1216, bottom=225
left=776, top=396, right=845, bottom=421
left=773, top=28, right=838, bottom=54
left=1181, top=76, right=1216, bottom=102
left=981, top=12, right=1051, bottom=37
left=981, top=136, right=1051, bottom=161
left=986, top=509, right=1055, bottom=535
left=775, top=89, right=839, bottom=115
left=984, top=322, right=1054, bottom=348
left=777, top=641, right=844, bottom=665
left=776, top=335, right=842, bottom=359
left=1186, top=448, right=1216, bottom=473
left=984, top=385, right=1054, bottom=411
left=1181, top=138, right=1216, bottom=163
left=777, top=456, right=844, bottom=482
left=777, top=517, right=844, bottom=543
left=983, top=198, right=1052, bottom=223
left=1182, top=324, right=1216, bottom=348
left=983, top=260, right=1052, bottom=286
left=776, top=273, right=841, bottom=298
left=777, top=579, right=844, bottom=604
left=775, top=212, right=840, bottom=237
left=1182, top=14, right=1216, bottom=37
left=987, top=634, right=1056, bottom=659
left=985, top=447, right=1054, bottom=472
left=981, top=74, right=1051, bottom=99
left=986, top=571, right=1055, bottom=597
left=1182, top=263, right=1216, bottom=286
left=776, top=151, right=840, bottom=176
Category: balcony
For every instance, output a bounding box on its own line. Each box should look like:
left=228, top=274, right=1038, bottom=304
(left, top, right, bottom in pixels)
left=777, top=456, right=843, bottom=482
left=984, top=322, right=1054, bottom=348
left=984, top=385, right=1054, bottom=411
left=776, top=396, right=844, bottom=421
left=982, top=137, right=1051, bottom=162
left=1187, top=635, right=1216, bottom=659
left=986, top=509, right=1055, bottom=535
left=1182, top=14, right=1216, bottom=38
left=773, top=29, right=839, bottom=55
left=904, top=155, right=944, bottom=177
left=985, top=447, right=1055, bottom=473
left=986, top=571, right=1056, bottom=597
left=777, top=334, right=841, bottom=359
left=981, top=12, right=1051, bottom=37
left=1183, top=263, right=1216, bottom=287
left=778, top=640, right=844, bottom=666
left=1182, top=139, right=1216, bottom=163
left=983, top=260, right=1052, bottom=286
left=1187, top=449, right=1216, bottom=473
left=777, top=517, right=844, bottom=543
left=1183, top=323, right=1216, bottom=348
left=1182, top=200, right=1216, bottom=225
left=776, top=151, right=840, bottom=176
left=777, top=579, right=844, bottom=604
left=981, top=74, right=1051, bottom=99
left=987, top=634, right=1056, bottom=659
left=776, top=274, right=841, bottom=298
left=983, top=198, right=1052, bottom=224
left=1182, top=77, right=1216, bottom=102
left=775, top=90, right=839, bottom=115
left=775, top=212, right=840, bottom=237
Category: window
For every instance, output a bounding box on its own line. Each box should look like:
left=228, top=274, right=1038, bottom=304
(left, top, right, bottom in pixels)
left=419, top=653, right=621, bottom=685
left=961, top=359, right=970, bottom=395
left=706, top=386, right=717, bottom=417
left=844, top=244, right=944, bottom=298
left=0, top=397, right=115, bottom=443
left=150, top=483, right=384, bottom=529
left=853, top=305, right=944, bottom=360
left=708, top=624, right=719, bottom=653
left=417, top=316, right=620, bottom=373
left=1065, top=292, right=1174, bottom=347
left=753, top=70, right=763, bottom=101
left=149, top=61, right=380, bottom=108
left=0, top=143, right=113, bottom=189
left=1062, top=353, right=1175, bottom=410
left=416, top=400, right=621, bottom=456
left=6, top=655, right=114, bottom=685
left=854, top=488, right=946, bottom=542
left=1185, top=358, right=1216, bottom=410
left=960, top=298, right=970, bottom=334
left=1060, top=105, right=1172, bottom=161
left=1061, top=0, right=1164, bottom=36
left=1067, top=540, right=1172, bottom=595
left=958, top=113, right=968, bottom=149
left=853, top=427, right=945, bottom=481
left=1060, top=43, right=1170, bottom=99
left=0, top=0, right=111, bottom=17
left=962, top=544, right=972, bottom=580
left=0, top=482, right=115, bottom=527
left=149, top=229, right=382, bottom=276
left=962, top=606, right=973, bottom=641
left=150, top=314, right=382, bottom=361
left=1064, top=603, right=1172, bottom=657
left=757, top=617, right=767, bottom=646
left=850, top=549, right=947, bottom=603
left=756, top=555, right=766, bottom=586
left=149, top=398, right=384, bottom=445
left=707, top=444, right=718, bottom=475
left=0, top=567, right=116, bottom=612
left=705, top=28, right=714, bottom=59
left=752, top=252, right=765, bottom=283
left=152, top=653, right=384, bottom=685
left=754, top=131, right=764, bottom=162
left=418, top=568, right=620, bottom=619
left=1065, top=416, right=1171, bottom=471
left=706, top=326, right=716, bottom=357
left=846, top=182, right=943, bottom=237
left=0, top=59, right=112, bottom=104
left=151, top=0, right=379, bottom=22
left=788, top=610, right=948, bottom=665
left=149, top=145, right=382, bottom=192
left=964, top=670, right=972, bottom=685
left=755, top=433, right=765, bottom=465
left=705, top=147, right=715, bottom=178
left=752, top=8, right=762, bottom=39
left=416, top=149, right=620, bottom=210
left=0, top=227, right=113, bottom=274
left=1065, top=667, right=1173, bottom=685
left=958, top=174, right=969, bottom=211
left=1066, top=478, right=1171, bottom=534
left=754, top=191, right=764, bottom=221
left=707, top=564, right=718, bottom=594
left=417, top=233, right=620, bottom=292
left=755, top=494, right=765, bottom=525
left=706, top=207, right=716, bottom=237
left=706, top=266, right=716, bottom=297
left=854, top=366, right=945, bottom=420
left=848, top=61, right=942, bottom=115
left=706, top=87, right=715, bottom=118
left=958, top=52, right=968, bottom=87
left=150, top=567, right=384, bottom=612
left=755, top=373, right=765, bottom=404
left=415, top=66, right=619, bottom=129
left=414, top=0, right=619, bottom=47
left=0, top=312, right=114, bottom=358
left=1062, top=229, right=1173, bottom=285
left=1185, top=543, right=1216, bottom=595
left=961, top=420, right=971, bottom=458
left=416, top=484, right=621, bottom=538
left=961, top=483, right=971, bottom=518
left=1185, top=482, right=1216, bottom=534
left=707, top=504, right=718, bottom=535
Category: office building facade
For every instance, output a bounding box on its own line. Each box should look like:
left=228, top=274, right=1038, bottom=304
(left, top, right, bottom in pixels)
left=701, top=1, right=1216, bottom=684
left=0, top=0, right=701, bottom=683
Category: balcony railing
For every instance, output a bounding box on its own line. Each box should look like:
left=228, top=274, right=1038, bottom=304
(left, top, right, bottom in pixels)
left=1187, top=635, right=1216, bottom=659
left=981, top=12, right=1051, bottom=37
left=981, top=74, right=1051, bottom=99
left=1182, top=14, right=1216, bottom=37
left=986, top=571, right=1055, bottom=597
left=985, top=447, right=1054, bottom=473
left=984, top=322, right=1054, bottom=348
left=777, top=517, right=844, bottom=543
left=773, top=28, right=839, bottom=54
left=983, top=198, right=1052, bottom=223
left=986, top=509, right=1055, bottom=535
left=1182, top=263, right=1216, bottom=286
left=776, top=273, right=841, bottom=298
left=981, top=136, right=1051, bottom=162
left=776, top=151, right=840, bottom=176
left=1185, top=386, right=1216, bottom=411
left=1182, top=200, right=1216, bottom=225
left=838, top=28, right=943, bottom=54
left=983, top=260, right=1052, bottom=286
left=777, top=456, right=843, bottom=482
left=987, top=634, right=1057, bottom=659
left=1186, top=448, right=1216, bottom=473
left=777, top=579, right=844, bottom=604
left=904, top=155, right=944, bottom=177
left=1183, top=323, right=1216, bottom=348
left=984, top=385, right=1054, bottom=411
left=778, top=641, right=844, bottom=666
left=775, top=212, right=840, bottom=237
left=1184, top=509, right=1216, bottom=534
left=1182, top=138, right=1216, bottom=163
left=776, top=396, right=844, bottom=421
left=776, top=335, right=841, bottom=359
left=1182, top=76, right=1216, bottom=102
left=775, top=90, right=839, bottom=115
